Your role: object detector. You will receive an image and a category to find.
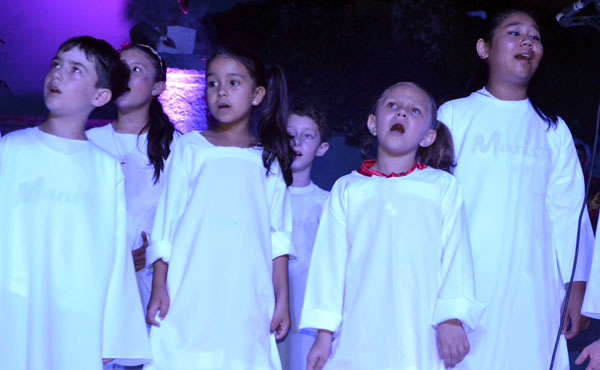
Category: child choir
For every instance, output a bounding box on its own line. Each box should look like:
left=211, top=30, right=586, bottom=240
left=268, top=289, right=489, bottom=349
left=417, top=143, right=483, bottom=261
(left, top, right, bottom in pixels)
left=1, top=8, right=600, bottom=370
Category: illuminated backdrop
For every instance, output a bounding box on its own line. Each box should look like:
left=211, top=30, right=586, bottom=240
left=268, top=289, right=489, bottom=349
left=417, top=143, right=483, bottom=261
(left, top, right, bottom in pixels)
left=160, top=67, right=207, bottom=133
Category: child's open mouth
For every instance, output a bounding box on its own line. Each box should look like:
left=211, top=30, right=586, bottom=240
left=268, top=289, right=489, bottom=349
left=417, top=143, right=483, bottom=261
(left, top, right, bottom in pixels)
left=515, top=52, right=533, bottom=62
left=391, top=123, right=405, bottom=133
left=218, top=103, right=230, bottom=109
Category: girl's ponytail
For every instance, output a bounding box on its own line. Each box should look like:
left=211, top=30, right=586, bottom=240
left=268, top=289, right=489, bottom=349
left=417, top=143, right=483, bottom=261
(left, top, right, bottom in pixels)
left=258, top=64, right=294, bottom=186
left=417, top=121, right=455, bottom=173
left=144, top=96, right=175, bottom=183
left=122, top=43, right=176, bottom=184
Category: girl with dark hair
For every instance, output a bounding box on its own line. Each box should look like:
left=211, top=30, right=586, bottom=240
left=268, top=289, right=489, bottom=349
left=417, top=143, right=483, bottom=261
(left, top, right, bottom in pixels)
left=144, top=48, right=294, bottom=370
left=87, top=43, right=178, bottom=343
left=437, top=9, right=594, bottom=369
left=300, top=82, right=483, bottom=370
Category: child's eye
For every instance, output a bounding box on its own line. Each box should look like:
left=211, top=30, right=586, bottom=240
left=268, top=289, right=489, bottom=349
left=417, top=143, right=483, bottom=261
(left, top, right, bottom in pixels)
left=304, top=133, right=314, bottom=140
left=51, top=61, right=60, bottom=69
left=72, top=67, right=81, bottom=74
left=508, top=31, right=520, bottom=36
left=412, top=108, right=421, bottom=115
left=387, top=102, right=397, bottom=109
left=529, top=34, right=541, bottom=42
left=132, top=66, right=142, bottom=72
left=207, top=81, right=218, bottom=88
left=230, top=80, right=240, bottom=86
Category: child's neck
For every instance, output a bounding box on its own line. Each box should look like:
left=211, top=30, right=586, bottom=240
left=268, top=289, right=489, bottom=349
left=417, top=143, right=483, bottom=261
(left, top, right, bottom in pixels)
left=114, top=108, right=150, bottom=134
left=113, top=109, right=150, bottom=135
left=485, top=78, right=529, bottom=101
left=291, top=166, right=312, bottom=188
left=372, top=151, right=416, bottom=175
left=203, top=120, right=257, bottom=148
left=39, top=114, right=88, bottom=140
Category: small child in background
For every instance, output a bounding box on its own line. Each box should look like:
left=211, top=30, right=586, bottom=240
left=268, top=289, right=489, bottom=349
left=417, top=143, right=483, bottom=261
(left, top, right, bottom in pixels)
left=277, top=105, right=330, bottom=370
left=300, top=82, right=484, bottom=370
left=0, top=36, right=150, bottom=370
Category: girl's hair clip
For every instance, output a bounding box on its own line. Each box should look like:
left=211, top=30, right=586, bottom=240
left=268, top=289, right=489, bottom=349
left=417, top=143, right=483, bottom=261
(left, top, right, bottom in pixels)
left=136, top=43, right=165, bottom=71
left=119, top=42, right=165, bottom=72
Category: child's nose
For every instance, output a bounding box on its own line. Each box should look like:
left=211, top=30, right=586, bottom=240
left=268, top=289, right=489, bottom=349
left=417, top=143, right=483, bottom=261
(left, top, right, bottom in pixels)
left=520, top=37, right=532, bottom=47
left=396, top=110, right=407, bottom=117
left=49, top=67, right=62, bottom=81
left=217, top=87, right=228, bottom=97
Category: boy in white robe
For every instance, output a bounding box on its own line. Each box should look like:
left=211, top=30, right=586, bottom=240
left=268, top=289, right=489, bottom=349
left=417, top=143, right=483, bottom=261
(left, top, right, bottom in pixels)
left=277, top=106, right=330, bottom=370
left=0, top=36, right=150, bottom=370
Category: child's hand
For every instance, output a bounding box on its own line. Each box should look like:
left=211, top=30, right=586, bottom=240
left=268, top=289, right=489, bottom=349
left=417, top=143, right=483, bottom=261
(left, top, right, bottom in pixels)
left=436, top=319, right=469, bottom=369
left=146, top=285, right=169, bottom=326
left=589, top=191, right=600, bottom=211
left=270, top=298, right=290, bottom=340
left=575, top=338, right=600, bottom=370
left=132, top=231, right=149, bottom=272
left=562, top=281, right=587, bottom=339
left=306, top=330, right=332, bottom=370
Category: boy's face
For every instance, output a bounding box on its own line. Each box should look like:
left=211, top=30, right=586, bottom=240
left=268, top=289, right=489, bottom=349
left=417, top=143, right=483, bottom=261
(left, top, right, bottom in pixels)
left=44, top=47, right=111, bottom=116
left=287, top=114, right=329, bottom=173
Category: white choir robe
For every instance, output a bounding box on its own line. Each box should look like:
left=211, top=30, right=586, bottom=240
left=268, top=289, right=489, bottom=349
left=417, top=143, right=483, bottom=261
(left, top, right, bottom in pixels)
left=583, top=217, right=600, bottom=318
left=145, top=131, right=294, bottom=370
left=300, top=168, right=485, bottom=370
left=277, top=182, right=329, bottom=370
left=87, top=124, right=181, bottom=312
left=438, top=88, right=594, bottom=370
left=0, top=127, right=151, bottom=370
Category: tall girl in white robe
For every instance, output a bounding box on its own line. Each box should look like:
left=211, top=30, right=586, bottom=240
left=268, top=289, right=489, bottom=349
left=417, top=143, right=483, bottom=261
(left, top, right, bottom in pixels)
left=437, top=10, right=594, bottom=370
left=87, top=43, right=179, bottom=312
left=144, top=48, right=295, bottom=370
left=87, top=44, right=179, bottom=369
left=301, top=82, right=484, bottom=370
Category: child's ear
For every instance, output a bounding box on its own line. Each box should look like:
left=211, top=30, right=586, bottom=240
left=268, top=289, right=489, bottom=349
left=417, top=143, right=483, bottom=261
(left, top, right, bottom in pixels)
left=420, top=129, right=437, bottom=148
left=476, top=38, right=489, bottom=60
left=151, top=81, right=166, bottom=97
left=252, top=86, right=266, bottom=106
left=316, top=142, right=329, bottom=157
left=92, top=88, right=112, bottom=108
left=367, top=114, right=377, bottom=136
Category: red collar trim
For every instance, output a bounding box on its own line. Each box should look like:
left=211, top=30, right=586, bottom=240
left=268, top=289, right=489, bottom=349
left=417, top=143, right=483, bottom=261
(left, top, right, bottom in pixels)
left=357, top=160, right=425, bottom=178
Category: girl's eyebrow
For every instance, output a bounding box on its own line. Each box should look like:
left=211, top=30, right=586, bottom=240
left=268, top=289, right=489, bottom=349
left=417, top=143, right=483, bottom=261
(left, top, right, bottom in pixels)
left=503, top=22, right=540, bottom=32
left=206, top=72, right=245, bottom=78
left=226, top=72, right=245, bottom=78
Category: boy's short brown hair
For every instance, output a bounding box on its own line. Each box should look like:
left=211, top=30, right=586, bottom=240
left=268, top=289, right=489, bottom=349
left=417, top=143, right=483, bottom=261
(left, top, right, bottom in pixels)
left=289, top=104, right=329, bottom=142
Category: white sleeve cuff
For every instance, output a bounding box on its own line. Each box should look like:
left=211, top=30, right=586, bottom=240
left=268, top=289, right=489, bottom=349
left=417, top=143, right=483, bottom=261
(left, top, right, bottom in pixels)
left=272, top=230, right=295, bottom=259
left=431, top=297, right=486, bottom=333
left=146, top=240, right=172, bottom=266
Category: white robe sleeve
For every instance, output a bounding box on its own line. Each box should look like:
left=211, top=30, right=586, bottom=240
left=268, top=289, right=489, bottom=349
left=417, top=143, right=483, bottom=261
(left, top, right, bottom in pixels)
left=102, top=169, right=151, bottom=364
left=431, top=177, right=485, bottom=332
left=547, top=121, right=593, bottom=284
left=147, top=143, right=190, bottom=265
left=299, top=181, right=347, bottom=335
left=582, top=223, right=600, bottom=318
left=270, top=170, right=294, bottom=259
